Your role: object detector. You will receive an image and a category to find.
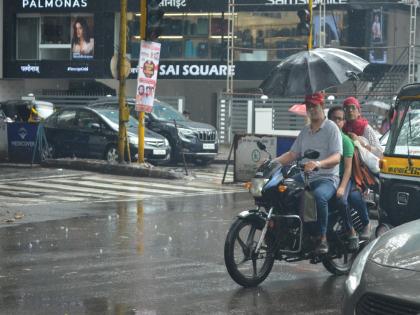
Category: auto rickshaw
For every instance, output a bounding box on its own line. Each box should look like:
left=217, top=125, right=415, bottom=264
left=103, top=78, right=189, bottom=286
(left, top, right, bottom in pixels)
left=376, top=83, right=420, bottom=236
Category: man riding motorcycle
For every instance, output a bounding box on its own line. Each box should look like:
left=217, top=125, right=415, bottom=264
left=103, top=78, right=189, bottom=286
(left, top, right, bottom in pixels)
left=272, top=92, right=342, bottom=254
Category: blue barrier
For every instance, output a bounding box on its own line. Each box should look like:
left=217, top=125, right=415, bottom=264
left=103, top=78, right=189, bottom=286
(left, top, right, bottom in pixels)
left=7, top=123, right=38, bottom=163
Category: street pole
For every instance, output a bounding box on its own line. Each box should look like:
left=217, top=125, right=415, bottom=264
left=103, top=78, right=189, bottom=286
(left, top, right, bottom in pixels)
left=118, top=0, right=128, bottom=163
left=138, top=0, right=146, bottom=163
left=308, top=0, right=313, bottom=50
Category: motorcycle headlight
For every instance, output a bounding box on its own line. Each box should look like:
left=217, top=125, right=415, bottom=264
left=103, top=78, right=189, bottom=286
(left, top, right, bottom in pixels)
left=345, top=238, right=379, bottom=295
left=249, top=178, right=268, bottom=197
left=178, top=128, right=195, bottom=142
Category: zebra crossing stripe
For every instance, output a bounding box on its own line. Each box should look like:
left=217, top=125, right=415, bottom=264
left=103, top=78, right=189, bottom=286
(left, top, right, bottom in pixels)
left=45, top=178, right=184, bottom=195
left=0, top=184, right=111, bottom=199
left=82, top=175, right=218, bottom=192
left=14, top=180, right=155, bottom=198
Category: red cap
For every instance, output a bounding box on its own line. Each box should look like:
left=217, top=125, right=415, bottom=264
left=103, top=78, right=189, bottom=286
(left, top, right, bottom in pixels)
left=304, top=92, right=324, bottom=106
left=343, top=96, right=361, bottom=110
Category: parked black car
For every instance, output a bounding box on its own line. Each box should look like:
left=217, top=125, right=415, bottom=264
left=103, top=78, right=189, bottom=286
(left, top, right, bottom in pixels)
left=89, top=98, right=219, bottom=165
left=43, top=106, right=171, bottom=163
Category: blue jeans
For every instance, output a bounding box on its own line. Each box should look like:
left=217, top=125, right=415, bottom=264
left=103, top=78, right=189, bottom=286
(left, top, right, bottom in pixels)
left=336, top=179, right=370, bottom=231
left=294, top=174, right=337, bottom=237
left=348, top=185, right=370, bottom=227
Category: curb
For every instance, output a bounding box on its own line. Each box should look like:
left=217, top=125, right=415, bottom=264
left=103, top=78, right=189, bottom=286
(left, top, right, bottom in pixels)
left=41, top=158, right=185, bottom=180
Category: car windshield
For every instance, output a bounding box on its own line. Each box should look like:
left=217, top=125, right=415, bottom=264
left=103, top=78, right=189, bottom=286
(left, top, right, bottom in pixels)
left=386, top=101, right=420, bottom=157
left=96, top=108, right=139, bottom=129
left=150, top=102, right=186, bottom=122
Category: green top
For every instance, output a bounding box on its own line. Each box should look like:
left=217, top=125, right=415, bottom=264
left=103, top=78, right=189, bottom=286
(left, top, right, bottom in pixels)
left=340, top=131, right=354, bottom=177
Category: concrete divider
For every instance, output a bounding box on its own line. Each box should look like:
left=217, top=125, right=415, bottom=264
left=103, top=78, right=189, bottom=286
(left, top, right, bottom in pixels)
left=42, top=158, right=184, bottom=180
left=233, top=132, right=298, bottom=182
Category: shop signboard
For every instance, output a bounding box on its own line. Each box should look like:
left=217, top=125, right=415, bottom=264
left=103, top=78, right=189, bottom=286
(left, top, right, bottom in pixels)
left=136, top=41, right=161, bottom=113
left=130, top=61, right=276, bottom=80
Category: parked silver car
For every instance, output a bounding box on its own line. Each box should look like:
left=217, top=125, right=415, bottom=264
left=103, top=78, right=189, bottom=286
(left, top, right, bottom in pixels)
left=343, top=219, right=420, bottom=314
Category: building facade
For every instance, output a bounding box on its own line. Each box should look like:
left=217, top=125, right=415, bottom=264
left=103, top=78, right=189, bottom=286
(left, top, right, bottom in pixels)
left=1, top=0, right=418, bottom=126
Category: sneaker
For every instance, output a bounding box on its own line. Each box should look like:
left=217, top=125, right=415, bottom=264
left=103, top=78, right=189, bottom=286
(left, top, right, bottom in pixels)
left=314, top=239, right=329, bottom=255
left=359, top=223, right=371, bottom=240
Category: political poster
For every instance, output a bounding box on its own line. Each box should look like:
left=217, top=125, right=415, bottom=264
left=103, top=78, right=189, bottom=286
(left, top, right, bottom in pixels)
left=136, top=41, right=161, bottom=113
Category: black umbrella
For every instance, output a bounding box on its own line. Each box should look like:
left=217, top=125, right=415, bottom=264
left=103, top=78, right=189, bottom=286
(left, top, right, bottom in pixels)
left=260, top=48, right=369, bottom=97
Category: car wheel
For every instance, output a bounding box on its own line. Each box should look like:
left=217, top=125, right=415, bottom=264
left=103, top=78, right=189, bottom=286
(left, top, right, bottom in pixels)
left=105, top=145, right=118, bottom=163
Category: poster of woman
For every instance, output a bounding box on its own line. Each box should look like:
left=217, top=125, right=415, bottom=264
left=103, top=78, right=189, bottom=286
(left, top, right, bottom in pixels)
left=371, top=10, right=382, bottom=43
left=369, top=8, right=387, bottom=64
left=71, top=16, right=94, bottom=59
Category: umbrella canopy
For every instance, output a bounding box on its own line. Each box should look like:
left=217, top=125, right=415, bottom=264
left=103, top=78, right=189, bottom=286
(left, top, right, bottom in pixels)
left=289, top=103, right=307, bottom=117
left=260, top=48, right=369, bottom=97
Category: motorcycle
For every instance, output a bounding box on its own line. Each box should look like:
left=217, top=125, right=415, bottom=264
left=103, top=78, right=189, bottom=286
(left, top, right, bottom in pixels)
left=224, top=141, right=370, bottom=287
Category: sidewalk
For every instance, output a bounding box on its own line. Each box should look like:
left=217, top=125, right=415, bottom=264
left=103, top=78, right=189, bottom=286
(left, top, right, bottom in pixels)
left=1, top=143, right=234, bottom=179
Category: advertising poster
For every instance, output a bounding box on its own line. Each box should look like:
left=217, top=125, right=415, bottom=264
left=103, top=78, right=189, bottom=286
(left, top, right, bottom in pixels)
left=136, top=41, right=161, bottom=113
left=71, top=15, right=94, bottom=60
left=369, top=8, right=387, bottom=64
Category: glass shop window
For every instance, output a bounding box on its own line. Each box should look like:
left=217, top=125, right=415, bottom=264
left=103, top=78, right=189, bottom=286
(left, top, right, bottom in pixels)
left=124, top=12, right=228, bottom=61
left=17, top=17, right=39, bottom=60
left=41, top=16, right=71, bottom=44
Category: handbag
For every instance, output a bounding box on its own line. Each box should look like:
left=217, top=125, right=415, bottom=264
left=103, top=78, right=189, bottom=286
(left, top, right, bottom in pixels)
left=353, top=139, right=380, bottom=174
left=302, top=189, right=318, bottom=222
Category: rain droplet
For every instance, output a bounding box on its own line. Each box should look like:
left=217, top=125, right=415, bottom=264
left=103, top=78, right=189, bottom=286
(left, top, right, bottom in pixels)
left=168, top=236, right=172, bottom=242
left=154, top=225, right=158, bottom=229
left=35, top=240, right=40, bottom=244
left=108, top=215, right=112, bottom=221
left=99, top=248, right=103, bottom=254
left=204, top=231, right=209, bottom=239
left=65, top=227, right=68, bottom=233
left=28, top=242, right=32, bottom=249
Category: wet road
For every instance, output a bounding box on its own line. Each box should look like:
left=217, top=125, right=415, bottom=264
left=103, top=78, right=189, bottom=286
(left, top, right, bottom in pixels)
left=0, top=168, right=346, bottom=315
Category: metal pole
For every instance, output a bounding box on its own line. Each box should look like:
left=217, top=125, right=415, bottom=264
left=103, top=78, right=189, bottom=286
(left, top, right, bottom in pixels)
left=408, top=0, right=418, bottom=84
left=138, top=0, right=146, bottom=163
left=308, top=0, right=313, bottom=50
left=319, top=0, right=326, bottom=48
left=118, top=0, right=128, bottom=163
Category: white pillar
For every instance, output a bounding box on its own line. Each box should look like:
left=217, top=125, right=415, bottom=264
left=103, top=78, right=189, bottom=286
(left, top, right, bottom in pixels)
left=177, top=98, right=184, bottom=113
left=247, top=100, right=253, bottom=134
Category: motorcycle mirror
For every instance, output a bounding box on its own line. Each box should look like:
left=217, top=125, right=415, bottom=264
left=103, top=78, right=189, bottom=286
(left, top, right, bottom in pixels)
left=257, top=141, right=267, bottom=151
left=303, top=149, right=320, bottom=160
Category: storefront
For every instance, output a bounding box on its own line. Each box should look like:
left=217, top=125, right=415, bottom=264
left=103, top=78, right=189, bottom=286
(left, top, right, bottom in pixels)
left=2, top=0, right=412, bottom=125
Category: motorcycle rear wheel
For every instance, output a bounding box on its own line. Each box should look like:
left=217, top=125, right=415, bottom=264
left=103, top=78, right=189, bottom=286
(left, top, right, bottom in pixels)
left=224, top=218, right=275, bottom=287
left=322, top=217, right=358, bottom=275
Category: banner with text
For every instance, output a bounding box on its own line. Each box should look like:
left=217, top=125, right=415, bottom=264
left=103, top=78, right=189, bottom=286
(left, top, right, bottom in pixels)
left=136, top=41, right=161, bottom=113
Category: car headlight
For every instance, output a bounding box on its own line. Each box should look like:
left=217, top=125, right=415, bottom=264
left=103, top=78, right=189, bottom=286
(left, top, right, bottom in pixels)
left=164, top=138, right=169, bottom=147
left=345, top=238, right=379, bottom=295
left=178, top=128, right=195, bottom=142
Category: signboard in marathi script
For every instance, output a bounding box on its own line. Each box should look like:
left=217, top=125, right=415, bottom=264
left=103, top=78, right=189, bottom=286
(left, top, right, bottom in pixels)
left=135, top=41, right=161, bottom=113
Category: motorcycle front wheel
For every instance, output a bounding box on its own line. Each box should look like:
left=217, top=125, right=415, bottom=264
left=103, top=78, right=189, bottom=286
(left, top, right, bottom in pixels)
left=224, top=218, right=275, bottom=287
